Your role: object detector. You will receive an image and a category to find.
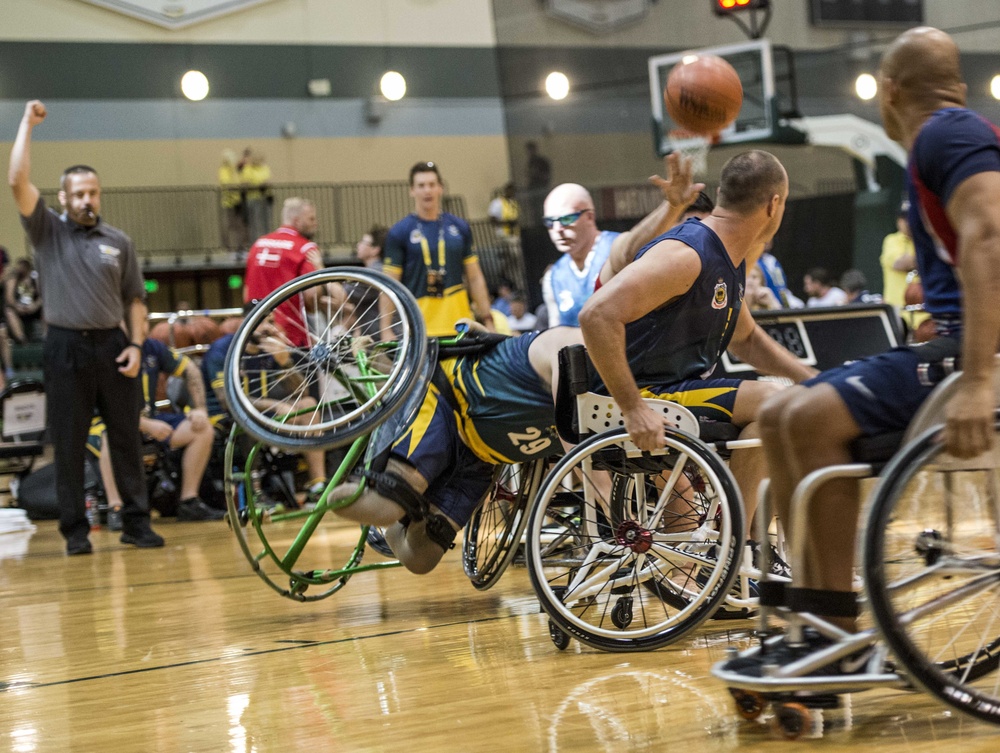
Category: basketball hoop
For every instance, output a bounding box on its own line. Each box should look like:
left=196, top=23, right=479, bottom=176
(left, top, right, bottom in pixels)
left=667, top=130, right=720, bottom=177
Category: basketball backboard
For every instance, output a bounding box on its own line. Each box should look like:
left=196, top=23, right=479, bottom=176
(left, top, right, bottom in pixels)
left=649, top=39, right=787, bottom=157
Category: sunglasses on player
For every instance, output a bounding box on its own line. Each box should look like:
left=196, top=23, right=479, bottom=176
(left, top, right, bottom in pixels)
left=542, top=209, right=593, bottom=229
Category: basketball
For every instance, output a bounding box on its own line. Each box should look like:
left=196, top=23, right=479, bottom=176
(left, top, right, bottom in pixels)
left=664, top=54, right=743, bottom=135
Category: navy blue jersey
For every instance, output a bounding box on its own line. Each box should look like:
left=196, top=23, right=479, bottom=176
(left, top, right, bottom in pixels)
left=383, top=212, right=476, bottom=336
left=202, top=334, right=233, bottom=416
left=602, top=219, right=744, bottom=387
left=542, top=231, right=617, bottom=327
left=140, top=339, right=189, bottom=416
left=908, top=108, right=1000, bottom=332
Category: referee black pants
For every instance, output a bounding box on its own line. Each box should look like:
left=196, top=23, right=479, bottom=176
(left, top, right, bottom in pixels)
left=44, top=326, right=149, bottom=542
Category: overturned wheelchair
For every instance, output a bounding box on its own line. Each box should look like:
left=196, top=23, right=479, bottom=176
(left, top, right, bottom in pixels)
left=222, top=268, right=550, bottom=601
left=713, top=359, right=1000, bottom=736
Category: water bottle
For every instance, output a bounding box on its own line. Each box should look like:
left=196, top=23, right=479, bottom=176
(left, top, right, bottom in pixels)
left=85, top=493, right=100, bottom=530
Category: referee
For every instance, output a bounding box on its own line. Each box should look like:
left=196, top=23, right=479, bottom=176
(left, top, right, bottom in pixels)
left=9, top=100, right=163, bottom=555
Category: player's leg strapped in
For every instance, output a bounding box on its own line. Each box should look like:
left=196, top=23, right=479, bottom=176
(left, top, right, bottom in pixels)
left=361, top=469, right=457, bottom=551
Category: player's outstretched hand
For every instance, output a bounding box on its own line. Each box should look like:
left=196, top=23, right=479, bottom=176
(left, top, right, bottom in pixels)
left=650, top=152, right=705, bottom=211
left=24, top=100, right=46, bottom=126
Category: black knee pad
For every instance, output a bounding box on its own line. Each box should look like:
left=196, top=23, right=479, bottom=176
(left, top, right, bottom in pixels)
left=361, top=470, right=426, bottom=522
left=424, top=513, right=457, bottom=551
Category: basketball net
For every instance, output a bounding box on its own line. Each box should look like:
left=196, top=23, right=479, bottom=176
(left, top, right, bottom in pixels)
left=667, top=130, right=720, bottom=177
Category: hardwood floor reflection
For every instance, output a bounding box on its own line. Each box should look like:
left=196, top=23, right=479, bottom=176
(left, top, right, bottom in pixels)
left=1, top=518, right=999, bottom=752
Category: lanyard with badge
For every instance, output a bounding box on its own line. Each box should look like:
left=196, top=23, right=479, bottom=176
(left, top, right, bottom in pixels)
left=420, top=221, right=446, bottom=298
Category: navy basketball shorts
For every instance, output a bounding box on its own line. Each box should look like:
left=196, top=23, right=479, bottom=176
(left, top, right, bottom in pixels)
left=803, top=339, right=959, bottom=436
left=639, top=377, right=743, bottom=423
left=390, top=385, right=493, bottom=527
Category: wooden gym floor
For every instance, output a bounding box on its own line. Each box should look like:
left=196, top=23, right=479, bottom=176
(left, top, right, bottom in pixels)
left=2, top=517, right=1000, bottom=753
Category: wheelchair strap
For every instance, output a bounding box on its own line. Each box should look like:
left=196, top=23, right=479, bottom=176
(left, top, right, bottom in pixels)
left=361, top=470, right=426, bottom=522
left=436, top=329, right=511, bottom=359
left=785, top=587, right=859, bottom=618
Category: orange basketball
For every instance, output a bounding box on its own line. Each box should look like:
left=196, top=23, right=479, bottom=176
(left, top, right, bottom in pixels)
left=664, top=54, right=743, bottom=135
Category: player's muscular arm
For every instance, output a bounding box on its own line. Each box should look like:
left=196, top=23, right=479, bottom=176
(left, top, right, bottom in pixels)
left=944, top=171, right=1000, bottom=457
left=463, top=260, right=496, bottom=330
left=727, top=307, right=818, bottom=383
left=580, top=243, right=700, bottom=451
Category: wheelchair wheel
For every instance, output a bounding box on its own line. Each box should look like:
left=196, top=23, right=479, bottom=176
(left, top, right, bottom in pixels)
left=224, top=268, right=427, bottom=452
left=463, top=460, right=546, bottom=590
left=865, top=424, right=1000, bottom=725
left=224, top=425, right=387, bottom=601
left=526, top=427, right=744, bottom=652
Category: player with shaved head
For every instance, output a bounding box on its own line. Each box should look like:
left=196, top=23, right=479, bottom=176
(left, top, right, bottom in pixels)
left=720, top=26, right=1000, bottom=677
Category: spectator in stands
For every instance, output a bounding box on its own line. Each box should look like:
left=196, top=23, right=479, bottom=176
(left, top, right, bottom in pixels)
left=241, top=150, right=273, bottom=242
left=804, top=267, right=848, bottom=307
left=745, top=263, right=782, bottom=311
left=383, top=161, right=495, bottom=336
left=218, top=149, right=248, bottom=257
left=488, top=182, right=520, bottom=239
left=201, top=307, right=328, bottom=507
left=491, top=278, right=515, bottom=317
left=543, top=153, right=708, bottom=328
left=841, top=269, right=882, bottom=304
left=9, top=99, right=161, bottom=554
left=244, top=197, right=322, bottom=349
left=355, top=224, right=387, bottom=269
left=5, top=258, right=42, bottom=343
left=880, top=199, right=929, bottom=333
left=91, top=336, right=222, bottom=528
left=506, top=294, right=537, bottom=333
left=758, top=241, right=803, bottom=308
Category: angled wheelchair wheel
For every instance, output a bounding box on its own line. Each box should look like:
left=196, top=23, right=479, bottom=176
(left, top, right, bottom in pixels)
left=865, top=424, right=1000, bottom=725
left=224, top=268, right=427, bottom=452
left=463, top=460, right=546, bottom=590
left=526, top=427, right=744, bottom=652
left=223, top=425, right=398, bottom=601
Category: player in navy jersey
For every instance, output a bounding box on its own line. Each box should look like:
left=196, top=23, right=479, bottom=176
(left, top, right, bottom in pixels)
left=581, top=150, right=818, bottom=525
left=326, top=324, right=585, bottom=574
left=719, top=27, right=1000, bottom=677
left=383, top=162, right=495, bottom=337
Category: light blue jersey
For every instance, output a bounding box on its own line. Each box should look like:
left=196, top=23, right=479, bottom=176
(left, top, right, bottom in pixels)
left=542, top=230, right=617, bottom=327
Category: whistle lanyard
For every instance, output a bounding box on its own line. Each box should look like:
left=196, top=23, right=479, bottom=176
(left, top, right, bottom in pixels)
left=419, top=222, right=446, bottom=272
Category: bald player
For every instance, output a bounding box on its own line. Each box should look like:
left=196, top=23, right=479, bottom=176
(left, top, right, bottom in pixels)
left=719, top=26, right=1000, bottom=676
left=541, top=154, right=710, bottom=328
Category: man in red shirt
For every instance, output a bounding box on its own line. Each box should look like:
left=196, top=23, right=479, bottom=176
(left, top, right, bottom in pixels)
left=244, top=197, right=322, bottom=347
left=242, top=197, right=328, bottom=505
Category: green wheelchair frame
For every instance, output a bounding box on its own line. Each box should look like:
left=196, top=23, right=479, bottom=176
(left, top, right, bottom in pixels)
left=222, top=267, right=540, bottom=601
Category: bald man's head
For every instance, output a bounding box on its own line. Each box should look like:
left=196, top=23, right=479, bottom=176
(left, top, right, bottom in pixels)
left=879, top=27, right=966, bottom=140
left=543, top=183, right=599, bottom=262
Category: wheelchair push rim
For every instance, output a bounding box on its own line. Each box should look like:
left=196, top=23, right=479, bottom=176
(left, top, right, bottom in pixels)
left=224, top=267, right=427, bottom=452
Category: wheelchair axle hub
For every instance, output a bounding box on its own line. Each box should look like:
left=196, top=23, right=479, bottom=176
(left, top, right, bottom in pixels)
left=615, top=520, right=652, bottom=553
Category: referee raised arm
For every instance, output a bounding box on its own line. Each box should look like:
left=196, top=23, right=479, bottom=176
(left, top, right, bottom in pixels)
left=8, top=100, right=163, bottom=555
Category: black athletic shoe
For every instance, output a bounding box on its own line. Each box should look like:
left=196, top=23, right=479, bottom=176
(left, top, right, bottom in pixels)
left=720, top=628, right=876, bottom=678
left=177, top=497, right=226, bottom=521
left=749, top=539, right=793, bottom=579
left=106, top=507, right=123, bottom=532
left=120, top=524, right=165, bottom=548
left=366, top=527, right=395, bottom=557
left=66, top=536, right=93, bottom=556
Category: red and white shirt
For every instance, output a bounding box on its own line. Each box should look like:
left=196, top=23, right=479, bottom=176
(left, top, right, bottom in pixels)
left=244, top=226, right=318, bottom=348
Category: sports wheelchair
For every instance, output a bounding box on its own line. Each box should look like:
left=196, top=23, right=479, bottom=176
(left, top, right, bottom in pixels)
left=713, top=351, right=1000, bottom=736
left=525, top=345, right=787, bottom=652
left=222, top=268, right=549, bottom=601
